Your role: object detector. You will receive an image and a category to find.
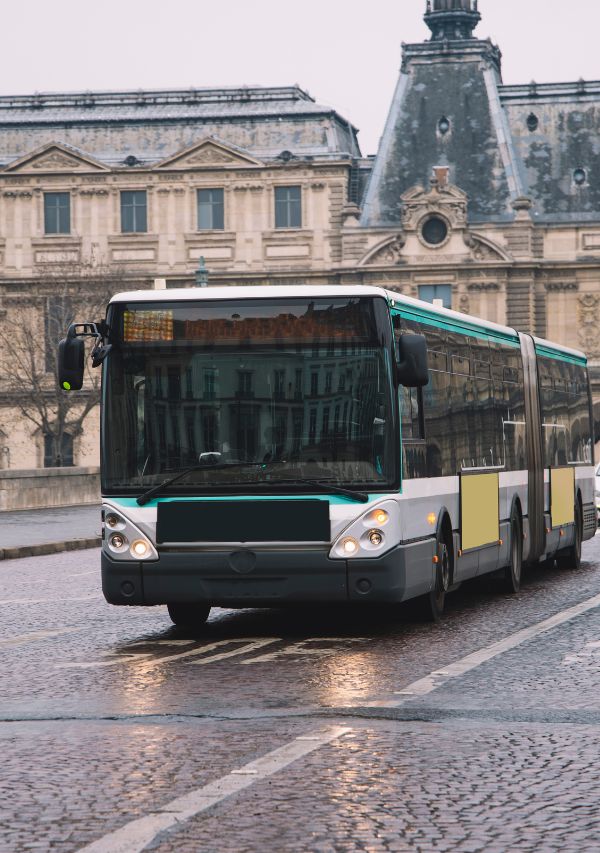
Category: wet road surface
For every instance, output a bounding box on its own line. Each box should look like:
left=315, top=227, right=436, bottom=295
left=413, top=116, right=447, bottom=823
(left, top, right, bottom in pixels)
left=2, top=537, right=600, bottom=851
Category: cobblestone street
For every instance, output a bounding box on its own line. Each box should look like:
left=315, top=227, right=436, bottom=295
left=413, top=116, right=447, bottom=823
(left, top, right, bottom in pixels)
left=2, top=537, right=600, bottom=851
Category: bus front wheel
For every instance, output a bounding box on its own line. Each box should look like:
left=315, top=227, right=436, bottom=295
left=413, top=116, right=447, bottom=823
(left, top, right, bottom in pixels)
left=417, top=531, right=451, bottom=622
left=167, top=603, right=211, bottom=628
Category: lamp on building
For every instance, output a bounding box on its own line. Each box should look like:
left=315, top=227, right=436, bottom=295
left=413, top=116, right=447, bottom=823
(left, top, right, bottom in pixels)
left=195, top=256, right=209, bottom=288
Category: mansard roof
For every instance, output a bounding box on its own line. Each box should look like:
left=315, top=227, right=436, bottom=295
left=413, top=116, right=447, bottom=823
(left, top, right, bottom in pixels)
left=0, top=85, right=361, bottom=167
left=362, top=6, right=600, bottom=228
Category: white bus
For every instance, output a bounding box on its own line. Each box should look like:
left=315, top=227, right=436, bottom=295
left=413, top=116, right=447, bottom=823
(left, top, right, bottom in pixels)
left=59, top=285, right=596, bottom=625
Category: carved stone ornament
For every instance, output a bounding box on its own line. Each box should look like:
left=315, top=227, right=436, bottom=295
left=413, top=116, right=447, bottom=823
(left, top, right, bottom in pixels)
left=401, top=180, right=468, bottom=231
left=185, top=148, right=236, bottom=165
left=459, top=294, right=470, bottom=314
left=463, top=232, right=507, bottom=262
left=578, top=293, right=600, bottom=355
left=545, top=282, right=578, bottom=293
left=31, top=152, right=83, bottom=170
left=364, top=233, right=406, bottom=265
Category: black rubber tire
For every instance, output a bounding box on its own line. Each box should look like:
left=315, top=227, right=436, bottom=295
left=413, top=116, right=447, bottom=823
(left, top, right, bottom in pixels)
left=504, top=511, right=523, bottom=594
left=556, top=502, right=582, bottom=571
left=167, top=603, right=211, bottom=628
left=417, top=531, right=451, bottom=622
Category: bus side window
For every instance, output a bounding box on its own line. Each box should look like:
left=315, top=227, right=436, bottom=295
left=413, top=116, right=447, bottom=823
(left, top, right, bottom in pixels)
left=400, top=386, right=424, bottom=441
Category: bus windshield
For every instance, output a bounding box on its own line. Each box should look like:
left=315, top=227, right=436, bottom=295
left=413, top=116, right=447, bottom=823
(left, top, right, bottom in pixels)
left=102, top=296, right=398, bottom=495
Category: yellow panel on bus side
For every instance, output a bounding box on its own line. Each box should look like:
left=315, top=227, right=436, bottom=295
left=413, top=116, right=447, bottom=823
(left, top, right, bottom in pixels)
left=460, top=472, right=500, bottom=552
left=551, top=467, right=575, bottom=528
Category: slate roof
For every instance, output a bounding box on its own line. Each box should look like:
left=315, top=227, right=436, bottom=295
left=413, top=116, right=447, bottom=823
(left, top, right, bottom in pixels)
left=0, top=85, right=361, bottom=165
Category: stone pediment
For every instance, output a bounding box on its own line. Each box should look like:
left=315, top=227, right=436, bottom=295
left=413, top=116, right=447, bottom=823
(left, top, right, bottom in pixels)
left=401, top=177, right=468, bottom=230
left=155, top=137, right=263, bottom=170
left=3, top=143, right=109, bottom=173
left=464, top=232, right=512, bottom=262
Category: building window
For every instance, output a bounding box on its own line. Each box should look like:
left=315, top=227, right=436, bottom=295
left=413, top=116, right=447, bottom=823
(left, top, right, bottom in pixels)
left=203, top=369, right=216, bottom=400
left=197, top=188, right=224, bottom=230
left=237, top=370, right=253, bottom=398
left=44, top=192, right=70, bottom=235
left=418, top=284, right=452, bottom=310
left=121, top=190, right=147, bottom=233
left=421, top=215, right=448, bottom=246
left=44, top=432, right=73, bottom=467
left=275, top=186, right=301, bottom=228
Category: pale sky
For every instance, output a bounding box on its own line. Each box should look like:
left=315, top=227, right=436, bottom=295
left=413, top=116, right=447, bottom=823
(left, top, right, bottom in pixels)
left=2, top=0, right=597, bottom=155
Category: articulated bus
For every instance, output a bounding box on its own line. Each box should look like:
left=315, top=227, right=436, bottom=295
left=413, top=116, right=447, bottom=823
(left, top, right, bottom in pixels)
left=59, top=285, right=595, bottom=625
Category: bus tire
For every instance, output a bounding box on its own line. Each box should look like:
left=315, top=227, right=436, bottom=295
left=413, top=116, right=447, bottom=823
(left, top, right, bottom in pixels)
left=504, top=509, right=523, bottom=594
left=418, top=529, right=451, bottom=622
left=556, top=501, right=582, bottom=571
left=167, top=603, right=211, bottom=628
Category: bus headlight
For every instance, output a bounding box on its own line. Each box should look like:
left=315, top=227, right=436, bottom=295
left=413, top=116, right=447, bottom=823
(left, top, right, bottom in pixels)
left=130, top=539, right=151, bottom=559
left=109, top=533, right=127, bottom=551
left=102, top=503, right=159, bottom=562
left=329, top=500, right=400, bottom=560
left=342, top=537, right=359, bottom=555
left=368, top=530, right=384, bottom=547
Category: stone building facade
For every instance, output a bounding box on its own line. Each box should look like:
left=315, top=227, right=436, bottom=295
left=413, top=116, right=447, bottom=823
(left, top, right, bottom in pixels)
left=1, top=0, right=599, bottom=470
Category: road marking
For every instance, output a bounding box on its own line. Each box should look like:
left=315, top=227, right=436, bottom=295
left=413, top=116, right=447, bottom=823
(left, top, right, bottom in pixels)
left=241, top=637, right=369, bottom=664
left=76, top=726, right=352, bottom=853
left=0, top=628, right=80, bottom=649
left=187, top=639, right=280, bottom=665
left=65, top=570, right=97, bottom=578
left=377, top=590, right=600, bottom=706
left=562, top=639, right=600, bottom=666
left=57, top=638, right=280, bottom=670
left=0, top=596, right=96, bottom=605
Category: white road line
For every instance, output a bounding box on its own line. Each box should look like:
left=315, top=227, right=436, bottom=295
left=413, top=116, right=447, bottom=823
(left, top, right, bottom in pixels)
left=76, top=726, right=352, bottom=853
left=56, top=638, right=280, bottom=670
left=187, top=639, right=280, bottom=665
left=0, top=627, right=80, bottom=649
left=65, top=571, right=97, bottom=578
left=0, top=596, right=97, bottom=605
left=377, top=590, right=600, bottom=706
left=241, top=637, right=369, bottom=664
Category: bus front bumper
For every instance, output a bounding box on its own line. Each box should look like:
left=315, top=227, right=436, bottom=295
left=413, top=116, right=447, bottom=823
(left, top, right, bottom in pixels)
left=101, top=539, right=435, bottom=607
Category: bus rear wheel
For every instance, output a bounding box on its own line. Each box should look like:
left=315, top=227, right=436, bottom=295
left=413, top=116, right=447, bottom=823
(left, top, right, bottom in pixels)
left=167, top=603, right=211, bottom=628
left=504, top=510, right=523, bottom=594
left=556, top=502, right=582, bottom=571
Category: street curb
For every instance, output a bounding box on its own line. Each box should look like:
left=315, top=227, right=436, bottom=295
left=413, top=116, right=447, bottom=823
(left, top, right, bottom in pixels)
left=0, top=537, right=101, bottom=561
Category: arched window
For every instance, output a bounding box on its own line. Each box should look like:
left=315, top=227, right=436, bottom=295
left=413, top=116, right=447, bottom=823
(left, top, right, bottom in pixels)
left=44, top=433, right=74, bottom=468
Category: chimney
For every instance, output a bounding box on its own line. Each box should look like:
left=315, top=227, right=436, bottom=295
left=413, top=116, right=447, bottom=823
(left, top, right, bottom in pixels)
left=433, top=166, right=449, bottom=187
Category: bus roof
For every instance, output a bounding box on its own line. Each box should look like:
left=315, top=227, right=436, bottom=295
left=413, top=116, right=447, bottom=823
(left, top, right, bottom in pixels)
left=109, top=284, right=587, bottom=364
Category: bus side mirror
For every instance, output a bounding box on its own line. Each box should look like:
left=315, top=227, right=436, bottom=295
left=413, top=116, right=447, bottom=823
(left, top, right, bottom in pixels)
left=58, top=326, right=85, bottom=391
left=397, top=334, right=429, bottom=388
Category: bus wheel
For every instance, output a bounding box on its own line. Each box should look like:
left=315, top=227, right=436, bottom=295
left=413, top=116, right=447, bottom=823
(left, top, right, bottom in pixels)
left=418, top=533, right=451, bottom=622
left=556, top=502, right=582, bottom=571
left=167, top=603, right=211, bottom=628
left=504, top=510, right=523, bottom=594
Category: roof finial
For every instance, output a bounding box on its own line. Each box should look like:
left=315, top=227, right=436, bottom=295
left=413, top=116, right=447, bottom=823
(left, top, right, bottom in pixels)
left=424, top=0, right=481, bottom=40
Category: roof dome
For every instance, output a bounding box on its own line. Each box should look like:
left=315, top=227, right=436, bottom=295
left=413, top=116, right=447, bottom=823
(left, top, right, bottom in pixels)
left=424, top=0, right=481, bottom=40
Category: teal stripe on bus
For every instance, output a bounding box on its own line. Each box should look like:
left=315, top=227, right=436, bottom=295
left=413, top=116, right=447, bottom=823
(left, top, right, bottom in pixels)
left=390, top=305, right=520, bottom=347
left=107, top=494, right=390, bottom=508
left=534, top=344, right=587, bottom=367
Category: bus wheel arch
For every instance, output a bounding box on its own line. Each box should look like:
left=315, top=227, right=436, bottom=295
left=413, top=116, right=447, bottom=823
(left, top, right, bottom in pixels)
left=417, top=509, right=454, bottom=621
left=556, top=490, right=583, bottom=571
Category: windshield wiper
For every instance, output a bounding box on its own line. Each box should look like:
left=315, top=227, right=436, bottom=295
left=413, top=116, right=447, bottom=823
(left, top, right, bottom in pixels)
left=136, top=461, right=280, bottom=506
left=265, top=479, right=369, bottom=503
left=137, top=467, right=370, bottom=506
